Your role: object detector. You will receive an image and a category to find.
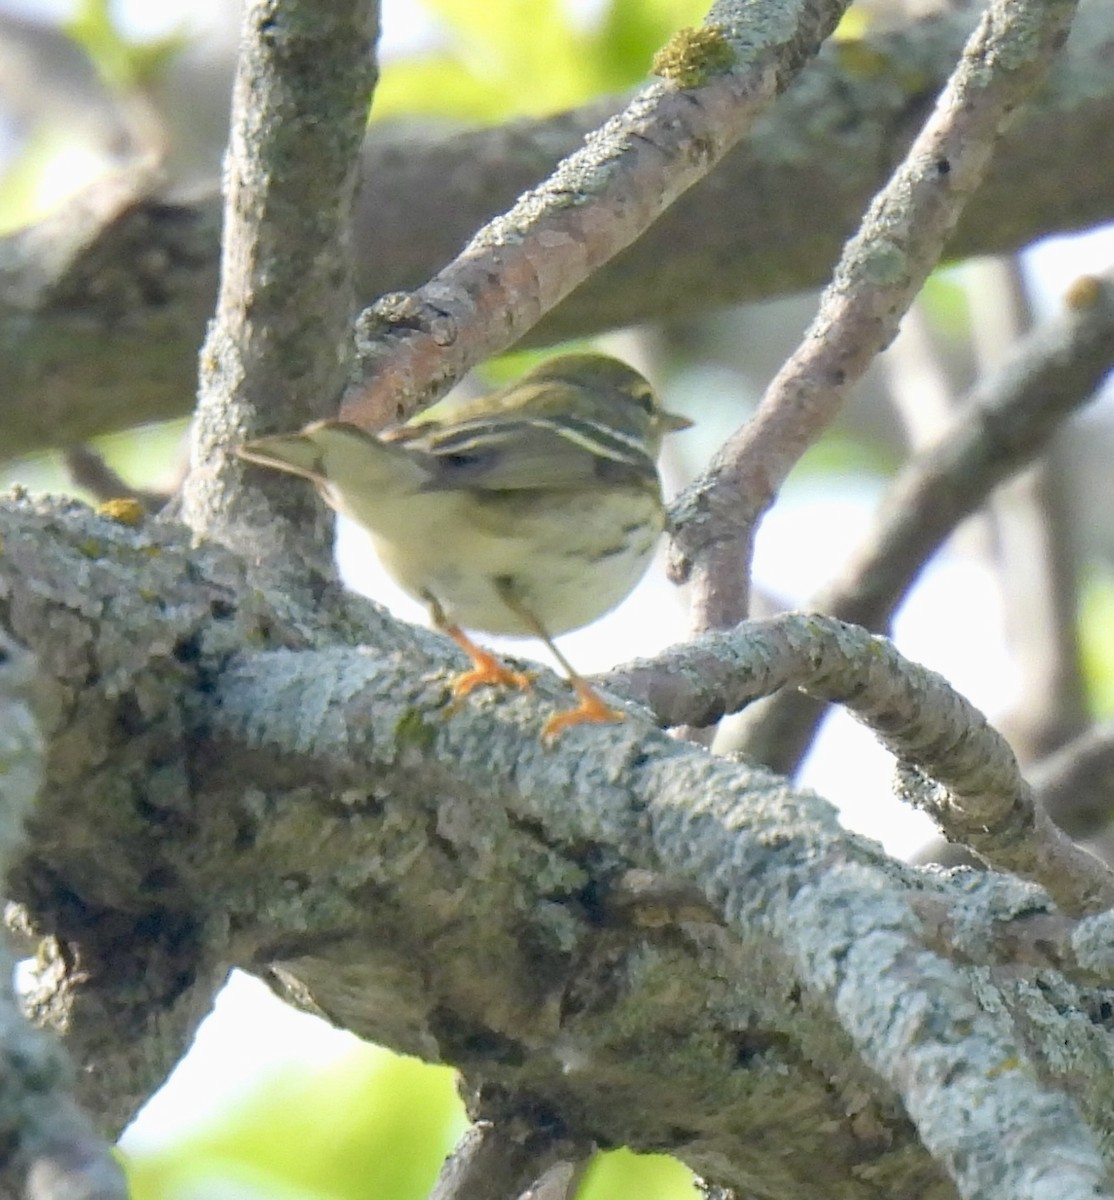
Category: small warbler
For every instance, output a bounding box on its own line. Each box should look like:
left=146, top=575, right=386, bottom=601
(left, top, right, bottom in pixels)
left=238, top=353, right=691, bottom=739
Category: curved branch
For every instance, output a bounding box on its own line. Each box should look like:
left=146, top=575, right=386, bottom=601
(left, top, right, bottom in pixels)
left=606, top=612, right=1114, bottom=916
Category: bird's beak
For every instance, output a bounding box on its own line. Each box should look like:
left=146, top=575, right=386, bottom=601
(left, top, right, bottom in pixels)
left=662, top=411, right=694, bottom=432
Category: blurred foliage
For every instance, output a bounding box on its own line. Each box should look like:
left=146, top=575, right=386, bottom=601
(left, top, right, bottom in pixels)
left=1079, top=567, right=1114, bottom=717
left=373, top=0, right=707, bottom=121
left=65, top=0, right=186, bottom=93
left=919, top=269, right=975, bottom=341
left=124, top=1044, right=467, bottom=1200
left=580, top=1147, right=699, bottom=1200
left=794, top=429, right=897, bottom=481
left=121, top=1030, right=701, bottom=1200
left=0, top=0, right=185, bottom=230
left=0, top=124, right=108, bottom=233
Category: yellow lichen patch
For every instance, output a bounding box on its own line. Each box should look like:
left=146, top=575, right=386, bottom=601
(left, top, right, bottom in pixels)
left=651, top=25, right=734, bottom=88
left=96, top=497, right=146, bottom=527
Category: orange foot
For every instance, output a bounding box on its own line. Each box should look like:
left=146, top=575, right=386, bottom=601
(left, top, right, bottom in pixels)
left=444, top=625, right=534, bottom=698
left=542, top=680, right=625, bottom=743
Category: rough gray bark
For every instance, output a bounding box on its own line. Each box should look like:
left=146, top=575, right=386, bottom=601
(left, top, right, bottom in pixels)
left=0, top=634, right=129, bottom=1199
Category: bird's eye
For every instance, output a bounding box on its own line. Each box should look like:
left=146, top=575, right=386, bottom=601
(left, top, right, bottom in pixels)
left=444, top=452, right=486, bottom=470
left=630, top=385, right=656, bottom=413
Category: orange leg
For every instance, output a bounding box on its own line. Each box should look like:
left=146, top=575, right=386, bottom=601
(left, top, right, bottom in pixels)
left=485, top=578, right=626, bottom=742
left=541, top=678, right=625, bottom=743
left=443, top=623, right=534, bottom=697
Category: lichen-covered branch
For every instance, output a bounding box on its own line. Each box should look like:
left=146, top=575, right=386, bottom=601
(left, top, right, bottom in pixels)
left=203, top=635, right=1114, bottom=1200
left=606, top=613, right=1114, bottom=916
left=5, top=493, right=1114, bottom=1196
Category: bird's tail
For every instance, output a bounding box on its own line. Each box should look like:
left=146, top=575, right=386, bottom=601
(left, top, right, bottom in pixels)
left=238, top=420, right=425, bottom=494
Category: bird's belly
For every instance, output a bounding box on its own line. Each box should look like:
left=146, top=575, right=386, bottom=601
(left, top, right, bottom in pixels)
left=364, top=489, right=664, bottom=637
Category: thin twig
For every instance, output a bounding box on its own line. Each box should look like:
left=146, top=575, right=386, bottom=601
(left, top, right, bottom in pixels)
left=340, top=0, right=854, bottom=429
left=669, top=0, right=1081, bottom=636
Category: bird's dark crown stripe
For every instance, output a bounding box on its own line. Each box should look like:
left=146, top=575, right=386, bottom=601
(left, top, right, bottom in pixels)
left=426, top=421, right=510, bottom=454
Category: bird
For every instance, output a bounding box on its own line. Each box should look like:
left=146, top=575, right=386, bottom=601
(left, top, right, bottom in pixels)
left=237, top=352, right=691, bottom=739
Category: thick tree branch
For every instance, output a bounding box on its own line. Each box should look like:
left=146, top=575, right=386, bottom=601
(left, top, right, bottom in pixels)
left=669, top=0, right=1081, bottom=634
left=5, top=494, right=1114, bottom=1196
left=200, top=642, right=1114, bottom=1199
